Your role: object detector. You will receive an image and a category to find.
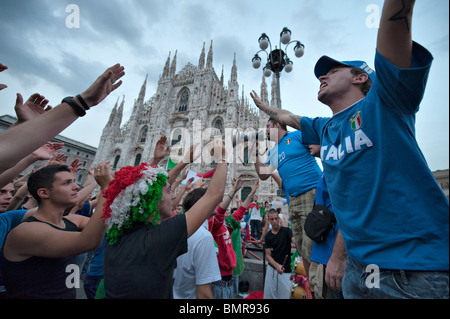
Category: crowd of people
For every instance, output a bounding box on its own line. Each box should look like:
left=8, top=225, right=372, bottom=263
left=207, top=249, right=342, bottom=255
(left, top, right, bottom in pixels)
left=0, top=0, right=448, bottom=300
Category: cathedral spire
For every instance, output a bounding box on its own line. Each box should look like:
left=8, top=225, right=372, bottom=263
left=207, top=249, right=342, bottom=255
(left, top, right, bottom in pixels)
left=170, top=50, right=177, bottom=77
left=230, top=53, right=237, bottom=83
left=198, top=42, right=205, bottom=70
left=138, top=74, right=147, bottom=102
left=261, top=74, right=269, bottom=105
left=206, top=40, right=213, bottom=69
left=162, top=52, right=171, bottom=78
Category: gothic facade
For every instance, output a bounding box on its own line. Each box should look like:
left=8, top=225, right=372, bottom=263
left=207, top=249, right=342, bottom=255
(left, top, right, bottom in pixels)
left=93, top=41, right=281, bottom=201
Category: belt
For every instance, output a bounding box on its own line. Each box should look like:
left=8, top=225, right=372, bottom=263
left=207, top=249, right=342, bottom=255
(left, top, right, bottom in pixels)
left=212, top=278, right=233, bottom=287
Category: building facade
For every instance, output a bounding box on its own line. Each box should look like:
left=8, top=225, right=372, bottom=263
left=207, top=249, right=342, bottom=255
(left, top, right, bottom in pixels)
left=92, top=41, right=281, bottom=201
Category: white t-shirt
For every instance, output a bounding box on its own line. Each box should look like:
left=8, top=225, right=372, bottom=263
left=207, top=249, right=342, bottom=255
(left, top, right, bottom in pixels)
left=173, top=221, right=221, bottom=299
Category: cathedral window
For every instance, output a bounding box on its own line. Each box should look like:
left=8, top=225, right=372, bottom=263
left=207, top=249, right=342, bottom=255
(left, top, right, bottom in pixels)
left=171, top=128, right=182, bottom=145
left=244, top=146, right=249, bottom=165
left=139, top=126, right=148, bottom=143
left=178, top=89, right=189, bottom=112
left=134, top=154, right=142, bottom=166
left=212, top=118, right=224, bottom=135
left=113, top=155, right=120, bottom=169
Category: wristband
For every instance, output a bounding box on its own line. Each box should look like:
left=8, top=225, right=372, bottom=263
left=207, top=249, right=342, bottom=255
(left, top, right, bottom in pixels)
left=62, top=96, right=86, bottom=117
left=228, top=194, right=233, bottom=199
left=217, top=158, right=227, bottom=163
left=76, top=94, right=90, bottom=110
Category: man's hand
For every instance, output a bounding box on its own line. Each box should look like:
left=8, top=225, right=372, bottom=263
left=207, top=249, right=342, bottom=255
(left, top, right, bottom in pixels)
left=0, top=63, right=8, bottom=91
left=31, top=142, right=64, bottom=161
left=79, top=63, right=125, bottom=108
left=68, top=158, right=82, bottom=177
left=153, top=136, right=170, bottom=162
left=93, top=161, right=113, bottom=190
left=47, top=153, right=67, bottom=166
left=14, top=93, right=52, bottom=124
left=232, top=175, right=244, bottom=192
left=182, top=143, right=200, bottom=164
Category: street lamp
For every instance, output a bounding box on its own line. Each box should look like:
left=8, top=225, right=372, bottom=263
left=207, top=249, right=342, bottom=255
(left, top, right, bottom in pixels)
left=252, top=27, right=305, bottom=109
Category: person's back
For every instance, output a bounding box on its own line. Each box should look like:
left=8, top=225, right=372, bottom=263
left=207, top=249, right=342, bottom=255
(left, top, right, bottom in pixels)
left=104, top=215, right=187, bottom=298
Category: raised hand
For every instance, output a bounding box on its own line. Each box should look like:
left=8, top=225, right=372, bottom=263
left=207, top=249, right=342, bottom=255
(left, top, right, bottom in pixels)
left=79, top=63, right=125, bottom=108
left=250, top=90, right=268, bottom=110
left=68, top=158, right=82, bottom=177
left=14, top=93, right=52, bottom=124
left=182, top=143, right=200, bottom=164
left=0, top=63, right=8, bottom=91
left=153, top=136, right=170, bottom=161
left=93, top=161, right=113, bottom=190
left=47, top=153, right=67, bottom=165
left=31, top=142, right=64, bottom=161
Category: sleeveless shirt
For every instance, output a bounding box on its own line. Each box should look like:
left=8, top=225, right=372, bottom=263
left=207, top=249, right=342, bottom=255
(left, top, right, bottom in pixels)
left=1, top=216, right=80, bottom=299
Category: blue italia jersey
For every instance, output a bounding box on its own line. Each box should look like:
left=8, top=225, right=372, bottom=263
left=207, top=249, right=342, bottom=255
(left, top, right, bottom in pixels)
left=265, top=130, right=322, bottom=197
left=301, top=42, right=449, bottom=271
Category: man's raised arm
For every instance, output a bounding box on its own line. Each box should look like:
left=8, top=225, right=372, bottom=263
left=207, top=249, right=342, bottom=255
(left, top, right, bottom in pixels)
left=377, top=0, right=415, bottom=68
left=250, top=90, right=302, bottom=131
left=0, top=64, right=124, bottom=173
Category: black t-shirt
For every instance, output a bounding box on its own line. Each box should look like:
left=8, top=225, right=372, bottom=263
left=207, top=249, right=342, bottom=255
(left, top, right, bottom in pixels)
left=1, top=217, right=79, bottom=299
left=264, top=227, right=293, bottom=273
left=104, top=214, right=188, bottom=299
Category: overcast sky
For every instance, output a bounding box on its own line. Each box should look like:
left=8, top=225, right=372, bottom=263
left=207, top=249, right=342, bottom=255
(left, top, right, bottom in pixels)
left=0, top=0, right=448, bottom=171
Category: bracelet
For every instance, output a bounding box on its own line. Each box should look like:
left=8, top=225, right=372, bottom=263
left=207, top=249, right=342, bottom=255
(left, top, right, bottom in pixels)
left=62, top=96, right=86, bottom=117
left=76, top=94, right=90, bottom=110
left=228, top=194, right=233, bottom=199
left=217, top=158, right=227, bottom=163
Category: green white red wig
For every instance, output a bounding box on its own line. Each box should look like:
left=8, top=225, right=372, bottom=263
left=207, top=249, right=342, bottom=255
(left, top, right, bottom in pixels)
left=101, top=163, right=168, bottom=245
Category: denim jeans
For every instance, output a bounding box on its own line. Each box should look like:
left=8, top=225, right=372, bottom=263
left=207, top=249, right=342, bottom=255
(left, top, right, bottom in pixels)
left=211, top=280, right=234, bottom=299
left=342, top=256, right=449, bottom=299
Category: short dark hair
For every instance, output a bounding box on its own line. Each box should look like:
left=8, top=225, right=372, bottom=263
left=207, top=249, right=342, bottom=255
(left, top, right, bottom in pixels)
left=267, top=208, right=278, bottom=215
left=182, top=188, right=207, bottom=212
left=28, top=165, right=71, bottom=204
left=350, top=67, right=372, bottom=96
left=268, top=118, right=287, bottom=131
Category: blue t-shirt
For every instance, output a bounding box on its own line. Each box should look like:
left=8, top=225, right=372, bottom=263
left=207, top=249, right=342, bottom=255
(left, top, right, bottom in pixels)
left=310, top=175, right=338, bottom=265
left=0, top=210, right=27, bottom=290
left=1, top=210, right=27, bottom=248
left=265, top=130, right=322, bottom=197
left=301, top=42, right=449, bottom=271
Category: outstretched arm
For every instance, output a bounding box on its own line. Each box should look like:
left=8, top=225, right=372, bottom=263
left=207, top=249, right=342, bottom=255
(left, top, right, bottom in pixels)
left=185, top=140, right=227, bottom=237
left=0, top=64, right=125, bottom=173
left=377, top=0, right=415, bottom=68
left=250, top=90, right=302, bottom=130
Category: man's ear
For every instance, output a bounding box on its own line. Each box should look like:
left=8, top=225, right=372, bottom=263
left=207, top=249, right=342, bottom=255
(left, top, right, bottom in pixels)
left=36, top=188, right=50, bottom=201
left=352, top=72, right=369, bottom=84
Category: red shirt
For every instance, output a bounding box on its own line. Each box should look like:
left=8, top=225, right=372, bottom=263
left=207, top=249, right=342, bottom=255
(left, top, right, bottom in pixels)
left=208, top=205, right=246, bottom=277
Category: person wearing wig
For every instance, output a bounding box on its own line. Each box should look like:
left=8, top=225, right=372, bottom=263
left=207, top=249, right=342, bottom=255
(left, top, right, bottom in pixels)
left=102, top=140, right=228, bottom=298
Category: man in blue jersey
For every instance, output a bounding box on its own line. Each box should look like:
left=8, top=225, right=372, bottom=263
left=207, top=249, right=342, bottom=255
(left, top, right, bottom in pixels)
left=250, top=0, right=449, bottom=299
left=254, top=117, right=322, bottom=277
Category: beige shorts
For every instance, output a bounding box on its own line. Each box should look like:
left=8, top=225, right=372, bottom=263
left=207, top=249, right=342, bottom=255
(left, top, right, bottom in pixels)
left=289, top=188, right=315, bottom=264
left=309, top=261, right=334, bottom=299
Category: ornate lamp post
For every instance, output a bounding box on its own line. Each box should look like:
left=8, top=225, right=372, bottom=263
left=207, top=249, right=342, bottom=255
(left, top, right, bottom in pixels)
left=252, top=27, right=305, bottom=109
